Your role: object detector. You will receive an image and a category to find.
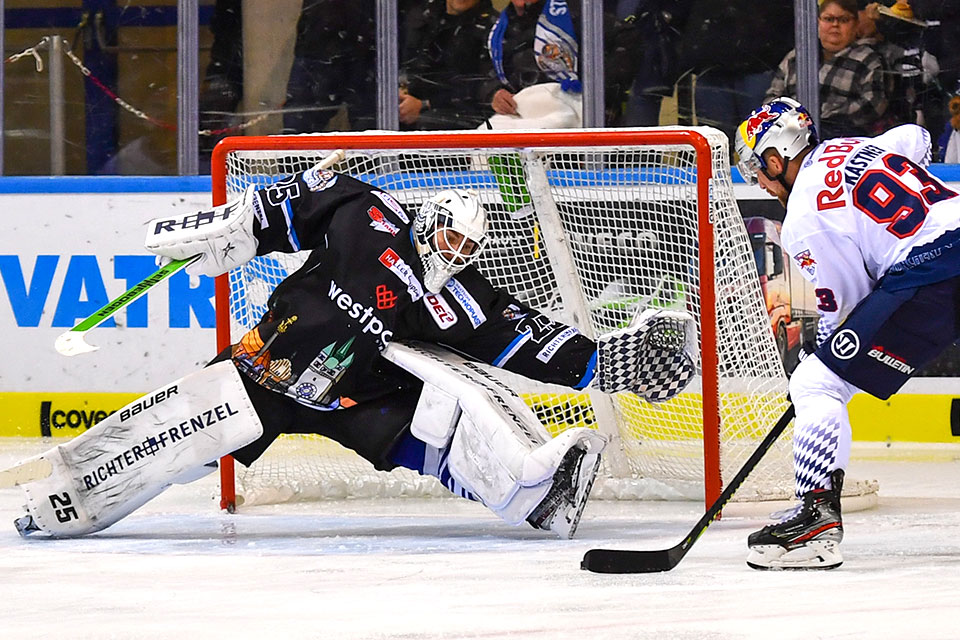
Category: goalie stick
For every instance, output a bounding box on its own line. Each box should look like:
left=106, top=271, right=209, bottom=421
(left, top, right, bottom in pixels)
left=54, top=255, right=200, bottom=356
left=54, top=149, right=348, bottom=357
left=581, top=403, right=796, bottom=573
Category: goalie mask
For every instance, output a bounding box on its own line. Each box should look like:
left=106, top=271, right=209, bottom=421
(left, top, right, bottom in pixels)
left=735, top=97, right=818, bottom=186
left=413, top=189, right=489, bottom=293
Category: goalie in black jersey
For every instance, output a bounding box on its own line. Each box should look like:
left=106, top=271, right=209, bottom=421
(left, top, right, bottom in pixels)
left=6, top=153, right=696, bottom=540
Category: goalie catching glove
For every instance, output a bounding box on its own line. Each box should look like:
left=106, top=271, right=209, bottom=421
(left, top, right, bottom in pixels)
left=594, top=309, right=697, bottom=402
left=144, top=185, right=259, bottom=277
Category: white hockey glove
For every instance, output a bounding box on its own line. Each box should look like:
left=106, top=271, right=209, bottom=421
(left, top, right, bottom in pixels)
left=594, top=309, right=697, bottom=403
left=144, top=185, right=259, bottom=278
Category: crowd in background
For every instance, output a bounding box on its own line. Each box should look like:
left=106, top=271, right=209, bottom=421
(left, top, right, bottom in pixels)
left=199, top=0, right=960, bottom=162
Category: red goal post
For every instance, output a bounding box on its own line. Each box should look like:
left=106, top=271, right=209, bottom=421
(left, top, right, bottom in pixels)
left=210, top=127, right=794, bottom=512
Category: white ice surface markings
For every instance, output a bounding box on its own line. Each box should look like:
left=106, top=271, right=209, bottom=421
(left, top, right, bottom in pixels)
left=2, top=440, right=960, bottom=639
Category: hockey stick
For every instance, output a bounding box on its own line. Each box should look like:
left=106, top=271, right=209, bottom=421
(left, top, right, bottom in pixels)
left=54, top=255, right=200, bottom=356
left=55, top=149, right=347, bottom=358
left=0, top=457, right=53, bottom=489
left=581, top=403, right=796, bottom=573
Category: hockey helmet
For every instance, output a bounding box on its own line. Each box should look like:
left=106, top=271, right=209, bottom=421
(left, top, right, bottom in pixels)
left=413, top=188, right=488, bottom=293
left=735, top=97, right=819, bottom=185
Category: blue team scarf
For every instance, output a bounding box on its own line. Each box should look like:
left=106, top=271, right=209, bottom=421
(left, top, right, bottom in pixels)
left=488, top=0, right=581, bottom=93
left=535, top=0, right=580, bottom=92
left=489, top=9, right=510, bottom=86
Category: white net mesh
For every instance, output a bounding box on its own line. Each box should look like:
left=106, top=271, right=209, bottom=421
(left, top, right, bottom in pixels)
left=216, top=127, right=872, bottom=506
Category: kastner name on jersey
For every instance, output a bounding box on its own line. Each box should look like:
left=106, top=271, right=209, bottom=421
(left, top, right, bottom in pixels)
left=782, top=124, right=959, bottom=343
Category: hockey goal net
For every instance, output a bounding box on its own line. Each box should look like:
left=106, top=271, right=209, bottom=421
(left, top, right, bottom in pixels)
left=211, top=128, right=874, bottom=511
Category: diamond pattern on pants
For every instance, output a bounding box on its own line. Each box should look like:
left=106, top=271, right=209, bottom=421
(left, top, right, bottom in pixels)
left=793, top=418, right=841, bottom=497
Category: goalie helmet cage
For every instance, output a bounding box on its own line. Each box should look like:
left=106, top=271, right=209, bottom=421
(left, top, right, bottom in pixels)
left=210, top=127, right=867, bottom=512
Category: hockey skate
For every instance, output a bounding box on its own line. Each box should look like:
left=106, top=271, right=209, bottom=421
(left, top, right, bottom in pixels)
left=746, top=469, right=844, bottom=570
left=526, top=443, right=602, bottom=539
left=14, top=513, right=41, bottom=538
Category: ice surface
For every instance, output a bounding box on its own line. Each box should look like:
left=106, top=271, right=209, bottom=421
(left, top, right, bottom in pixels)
left=2, top=439, right=959, bottom=640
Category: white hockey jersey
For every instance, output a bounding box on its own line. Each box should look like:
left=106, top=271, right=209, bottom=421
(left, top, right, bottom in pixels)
left=781, top=124, right=960, bottom=343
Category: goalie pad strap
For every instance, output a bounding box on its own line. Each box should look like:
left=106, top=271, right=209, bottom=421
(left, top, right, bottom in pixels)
left=409, top=382, right=461, bottom=449
left=18, top=362, right=263, bottom=537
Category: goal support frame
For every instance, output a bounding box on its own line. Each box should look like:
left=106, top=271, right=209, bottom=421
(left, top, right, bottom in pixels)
left=210, top=129, right=720, bottom=513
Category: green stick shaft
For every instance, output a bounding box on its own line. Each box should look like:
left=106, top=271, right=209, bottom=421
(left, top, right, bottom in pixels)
left=68, top=256, right=198, bottom=334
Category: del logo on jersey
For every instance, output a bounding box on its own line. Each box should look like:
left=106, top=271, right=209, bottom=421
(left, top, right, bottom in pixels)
left=368, top=206, right=399, bottom=236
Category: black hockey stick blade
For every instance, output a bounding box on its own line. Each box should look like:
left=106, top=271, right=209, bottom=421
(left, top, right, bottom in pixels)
left=582, top=546, right=683, bottom=574
left=581, top=403, right=796, bottom=574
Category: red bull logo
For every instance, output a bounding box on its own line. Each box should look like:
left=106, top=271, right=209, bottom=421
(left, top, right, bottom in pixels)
left=745, top=106, right=776, bottom=140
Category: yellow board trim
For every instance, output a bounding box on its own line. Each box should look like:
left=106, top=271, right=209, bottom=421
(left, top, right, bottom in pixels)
left=1, top=391, right=958, bottom=443
left=848, top=393, right=960, bottom=443
left=0, top=392, right=141, bottom=438
left=520, top=392, right=960, bottom=444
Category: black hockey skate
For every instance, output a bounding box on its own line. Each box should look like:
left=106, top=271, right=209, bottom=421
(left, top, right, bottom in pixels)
left=746, top=469, right=844, bottom=570
left=526, top=443, right=601, bottom=539
left=14, top=513, right=42, bottom=538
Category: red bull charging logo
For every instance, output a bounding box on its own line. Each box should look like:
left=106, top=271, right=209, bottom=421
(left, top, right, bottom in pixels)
left=744, top=106, right=776, bottom=141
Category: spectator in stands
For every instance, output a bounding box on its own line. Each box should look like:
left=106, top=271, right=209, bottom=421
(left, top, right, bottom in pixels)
left=675, top=0, right=794, bottom=145
left=616, top=0, right=690, bottom=127
left=198, top=0, right=243, bottom=172
left=481, top=0, right=639, bottom=128
left=938, top=93, right=960, bottom=162
left=399, top=0, right=497, bottom=130
left=920, top=0, right=960, bottom=99
left=858, top=1, right=940, bottom=128
left=282, top=1, right=378, bottom=133
left=765, top=0, right=889, bottom=139
left=872, top=0, right=960, bottom=162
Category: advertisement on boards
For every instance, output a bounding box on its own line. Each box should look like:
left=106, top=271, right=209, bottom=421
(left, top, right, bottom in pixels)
left=0, top=188, right=215, bottom=436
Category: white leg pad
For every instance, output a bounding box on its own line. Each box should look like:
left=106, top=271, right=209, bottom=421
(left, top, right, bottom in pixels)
left=383, top=341, right=607, bottom=525
left=16, top=361, right=263, bottom=537
left=449, top=420, right=605, bottom=525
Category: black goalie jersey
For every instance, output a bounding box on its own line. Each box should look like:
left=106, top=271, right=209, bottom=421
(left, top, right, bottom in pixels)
left=230, top=167, right=598, bottom=415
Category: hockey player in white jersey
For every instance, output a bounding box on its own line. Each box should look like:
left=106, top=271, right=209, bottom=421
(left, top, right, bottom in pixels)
left=735, top=97, right=960, bottom=570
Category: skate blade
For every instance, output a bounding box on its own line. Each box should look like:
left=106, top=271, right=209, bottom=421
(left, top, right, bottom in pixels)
left=747, top=540, right=843, bottom=570
left=550, top=451, right=602, bottom=540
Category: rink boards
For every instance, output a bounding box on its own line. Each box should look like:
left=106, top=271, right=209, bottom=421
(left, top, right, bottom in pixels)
left=1, top=386, right=959, bottom=444
left=1, top=175, right=959, bottom=445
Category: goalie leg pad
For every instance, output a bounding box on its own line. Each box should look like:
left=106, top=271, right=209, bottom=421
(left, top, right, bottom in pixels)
left=447, top=420, right=605, bottom=528
left=596, top=309, right=697, bottom=402
left=16, top=361, right=263, bottom=537
left=383, top=341, right=606, bottom=532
